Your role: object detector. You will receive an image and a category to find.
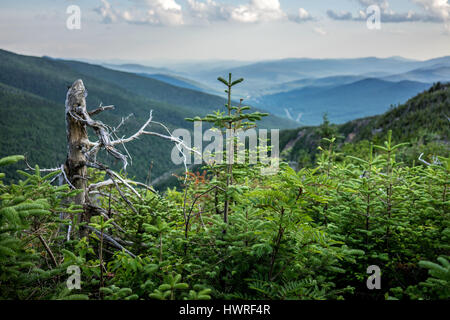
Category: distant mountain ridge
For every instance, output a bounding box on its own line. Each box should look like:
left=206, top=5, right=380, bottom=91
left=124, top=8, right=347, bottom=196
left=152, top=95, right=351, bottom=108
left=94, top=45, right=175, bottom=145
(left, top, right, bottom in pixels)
left=383, top=65, right=450, bottom=83
left=253, top=78, right=432, bottom=125
left=103, top=63, right=175, bottom=76
left=100, top=57, right=450, bottom=124
left=137, top=73, right=219, bottom=94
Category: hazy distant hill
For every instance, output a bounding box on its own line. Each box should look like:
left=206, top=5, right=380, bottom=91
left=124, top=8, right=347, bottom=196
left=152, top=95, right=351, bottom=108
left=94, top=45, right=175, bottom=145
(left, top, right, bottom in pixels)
left=103, top=63, right=174, bottom=76
left=137, top=73, right=218, bottom=94
left=188, top=56, right=450, bottom=97
left=383, top=65, right=450, bottom=83
left=257, top=75, right=367, bottom=95
left=99, top=56, right=450, bottom=126
left=103, top=56, right=450, bottom=98
left=203, top=57, right=423, bottom=92
left=256, top=78, right=432, bottom=125
left=220, top=56, right=450, bottom=81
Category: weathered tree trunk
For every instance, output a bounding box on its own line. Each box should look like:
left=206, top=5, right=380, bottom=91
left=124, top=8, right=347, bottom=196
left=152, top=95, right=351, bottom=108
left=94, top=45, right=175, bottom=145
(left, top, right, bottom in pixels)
left=64, top=79, right=90, bottom=236
left=60, top=79, right=192, bottom=241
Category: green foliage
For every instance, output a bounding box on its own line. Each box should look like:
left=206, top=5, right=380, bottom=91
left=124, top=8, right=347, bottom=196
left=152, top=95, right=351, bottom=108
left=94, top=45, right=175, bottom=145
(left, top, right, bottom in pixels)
left=100, top=285, right=138, bottom=300
left=149, top=274, right=189, bottom=300
left=0, top=155, right=85, bottom=299
left=0, top=74, right=448, bottom=301
left=417, top=257, right=450, bottom=299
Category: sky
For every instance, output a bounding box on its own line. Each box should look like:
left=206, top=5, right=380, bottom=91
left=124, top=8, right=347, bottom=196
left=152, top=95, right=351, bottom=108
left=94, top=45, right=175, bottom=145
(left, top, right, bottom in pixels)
left=0, top=0, right=449, bottom=63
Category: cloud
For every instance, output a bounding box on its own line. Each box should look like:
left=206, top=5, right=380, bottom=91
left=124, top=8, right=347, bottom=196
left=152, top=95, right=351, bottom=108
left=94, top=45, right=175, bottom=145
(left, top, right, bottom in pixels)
left=187, top=0, right=285, bottom=24
left=186, top=0, right=229, bottom=23
left=187, top=0, right=315, bottom=24
left=95, top=0, right=316, bottom=26
left=95, top=0, right=120, bottom=23
left=413, top=0, right=450, bottom=21
left=230, top=0, right=286, bottom=23
left=298, top=8, right=312, bottom=20
left=289, top=8, right=314, bottom=23
left=326, top=0, right=450, bottom=26
left=95, top=0, right=184, bottom=26
left=326, top=10, right=354, bottom=21
left=327, top=0, right=422, bottom=22
left=357, top=0, right=390, bottom=12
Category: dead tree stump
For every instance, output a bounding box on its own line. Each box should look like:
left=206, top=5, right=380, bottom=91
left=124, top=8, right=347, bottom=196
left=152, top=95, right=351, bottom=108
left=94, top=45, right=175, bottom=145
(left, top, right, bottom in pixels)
left=64, top=79, right=90, bottom=236
left=61, top=79, right=194, bottom=240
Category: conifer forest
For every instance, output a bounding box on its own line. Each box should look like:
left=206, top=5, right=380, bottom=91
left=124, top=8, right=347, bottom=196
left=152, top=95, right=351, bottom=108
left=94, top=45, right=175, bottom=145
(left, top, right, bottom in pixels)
left=0, top=75, right=448, bottom=301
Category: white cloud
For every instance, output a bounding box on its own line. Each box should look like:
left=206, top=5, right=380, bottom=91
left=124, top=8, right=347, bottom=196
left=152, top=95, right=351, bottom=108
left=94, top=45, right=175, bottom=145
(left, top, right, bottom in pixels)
left=327, top=0, right=450, bottom=26
left=95, top=0, right=120, bottom=23
left=187, top=0, right=316, bottom=24
left=95, top=0, right=316, bottom=26
left=326, top=10, right=354, bottom=20
left=357, top=0, right=390, bottom=12
left=187, top=0, right=290, bottom=24
left=289, top=7, right=314, bottom=23
left=230, top=0, right=286, bottom=23
left=413, top=0, right=450, bottom=21
left=186, top=0, right=231, bottom=23
left=298, top=8, right=311, bottom=20
left=327, top=0, right=422, bottom=22
left=95, top=0, right=184, bottom=26
left=416, top=0, right=450, bottom=34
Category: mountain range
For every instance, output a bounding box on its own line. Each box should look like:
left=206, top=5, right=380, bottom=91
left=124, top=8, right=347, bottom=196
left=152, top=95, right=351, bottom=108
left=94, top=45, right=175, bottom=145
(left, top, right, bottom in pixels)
left=252, top=78, right=432, bottom=125
left=1, top=48, right=450, bottom=187
left=102, top=55, right=450, bottom=125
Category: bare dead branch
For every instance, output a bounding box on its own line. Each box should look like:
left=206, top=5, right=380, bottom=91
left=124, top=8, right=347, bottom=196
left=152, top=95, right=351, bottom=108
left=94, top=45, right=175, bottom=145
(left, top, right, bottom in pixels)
left=112, top=113, right=134, bottom=134
left=418, top=153, right=431, bottom=166
left=89, top=176, right=156, bottom=194
left=108, top=170, right=142, bottom=200
left=23, top=156, right=60, bottom=172
left=60, top=164, right=76, bottom=189
left=185, top=185, right=226, bottom=238
left=109, top=111, right=154, bottom=146
left=84, top=225, right=136, bottom=258
left=86, top=204, right=127, bottom=234
left=37, top=234, right=58, bottom=267
left=88, top=103, right=115, bottom=116
left=107, top=170, right=140, bottom=215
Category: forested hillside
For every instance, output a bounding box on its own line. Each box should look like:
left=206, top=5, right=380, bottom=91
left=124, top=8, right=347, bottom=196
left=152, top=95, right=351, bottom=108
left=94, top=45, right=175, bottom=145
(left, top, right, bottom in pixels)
left=0, top=74, right=448, bottom=301
left=256, top=78, right=431, bottom=125
left=280, top=82, right=450, bottom=169
left=0, top=49, right=295, bottom=183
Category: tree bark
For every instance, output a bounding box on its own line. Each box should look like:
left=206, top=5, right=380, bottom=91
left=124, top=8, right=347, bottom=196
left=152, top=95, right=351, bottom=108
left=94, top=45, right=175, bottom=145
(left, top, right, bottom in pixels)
left=64, top=79, right=90, bottom=236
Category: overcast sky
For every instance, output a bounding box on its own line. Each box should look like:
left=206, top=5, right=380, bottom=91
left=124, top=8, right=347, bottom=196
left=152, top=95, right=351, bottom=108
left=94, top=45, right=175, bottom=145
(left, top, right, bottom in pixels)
left=0, top=0, right=449, bottom=63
